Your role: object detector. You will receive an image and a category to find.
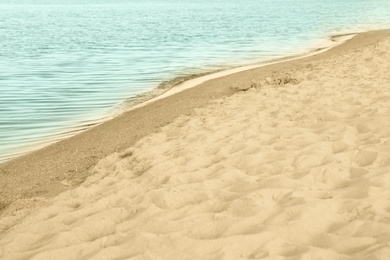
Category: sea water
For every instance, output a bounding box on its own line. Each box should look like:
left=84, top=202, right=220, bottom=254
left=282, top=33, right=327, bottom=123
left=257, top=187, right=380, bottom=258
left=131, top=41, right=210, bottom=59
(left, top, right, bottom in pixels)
left=1, top=0, right=390, bottom=162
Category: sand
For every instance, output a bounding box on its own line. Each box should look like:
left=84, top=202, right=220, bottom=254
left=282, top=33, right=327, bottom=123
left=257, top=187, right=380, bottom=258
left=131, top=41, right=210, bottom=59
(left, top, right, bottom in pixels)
left=1, top=30, right=390, bottom=259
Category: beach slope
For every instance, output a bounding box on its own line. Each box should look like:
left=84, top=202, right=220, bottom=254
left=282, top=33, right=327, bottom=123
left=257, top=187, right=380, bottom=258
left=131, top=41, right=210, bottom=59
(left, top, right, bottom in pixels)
left=1, top=30, right=390, bottom=259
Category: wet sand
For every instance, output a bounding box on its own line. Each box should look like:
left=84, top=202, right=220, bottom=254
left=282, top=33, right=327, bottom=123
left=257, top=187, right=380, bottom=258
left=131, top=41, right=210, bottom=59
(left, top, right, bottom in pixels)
left=0, top=30, right=389, bottom=211
left=1, top=29, right=390, bottom=259
left=0, top=30, right=388, bottom=201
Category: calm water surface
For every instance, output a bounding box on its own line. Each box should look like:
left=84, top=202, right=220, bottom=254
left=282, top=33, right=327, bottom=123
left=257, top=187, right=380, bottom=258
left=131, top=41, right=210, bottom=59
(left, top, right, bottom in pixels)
left=1, top=0, right=390, bottom=161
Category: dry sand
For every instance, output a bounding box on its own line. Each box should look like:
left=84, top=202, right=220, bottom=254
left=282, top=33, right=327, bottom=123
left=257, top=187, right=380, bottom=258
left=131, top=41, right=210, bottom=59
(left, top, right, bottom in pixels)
left=1, top=30, right=390, bottom=259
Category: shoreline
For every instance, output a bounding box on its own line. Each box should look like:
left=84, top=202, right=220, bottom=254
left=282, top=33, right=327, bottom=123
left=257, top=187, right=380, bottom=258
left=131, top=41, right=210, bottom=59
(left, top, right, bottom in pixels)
left=0, top=31, right=359, bottom=165
left=1, top=29, right=389, bottom=213
left=2, top=27, right=390, bottom=258
left=130, top=32, right=358, bottom=111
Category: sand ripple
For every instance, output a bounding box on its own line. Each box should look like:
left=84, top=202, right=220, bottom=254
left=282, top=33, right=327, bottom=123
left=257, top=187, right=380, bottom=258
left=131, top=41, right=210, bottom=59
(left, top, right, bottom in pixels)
left=1, top=37, right=390, bottom=259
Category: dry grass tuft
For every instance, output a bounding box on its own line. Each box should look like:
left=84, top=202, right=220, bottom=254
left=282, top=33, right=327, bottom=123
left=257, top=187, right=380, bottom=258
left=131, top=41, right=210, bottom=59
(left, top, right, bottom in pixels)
left=232, top=73, right=301, bottom=92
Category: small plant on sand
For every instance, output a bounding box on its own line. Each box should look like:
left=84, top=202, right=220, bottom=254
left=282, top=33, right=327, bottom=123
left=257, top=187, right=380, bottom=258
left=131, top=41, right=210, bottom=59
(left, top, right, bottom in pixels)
left=0, top=201, right=7, bottom=213
left=233, top=73, right=301, bottom=91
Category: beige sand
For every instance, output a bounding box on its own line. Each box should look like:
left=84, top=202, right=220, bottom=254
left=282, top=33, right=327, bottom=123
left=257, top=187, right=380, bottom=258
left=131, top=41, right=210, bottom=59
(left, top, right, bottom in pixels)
left=1, top=30, right=390, bottom=259
left=0, top=30, right=388, bottom=210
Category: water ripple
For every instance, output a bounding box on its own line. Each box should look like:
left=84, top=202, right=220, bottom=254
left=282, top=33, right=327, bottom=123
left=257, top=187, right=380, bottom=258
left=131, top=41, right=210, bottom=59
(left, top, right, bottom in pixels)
left=1, top=0, right=390, bottom=161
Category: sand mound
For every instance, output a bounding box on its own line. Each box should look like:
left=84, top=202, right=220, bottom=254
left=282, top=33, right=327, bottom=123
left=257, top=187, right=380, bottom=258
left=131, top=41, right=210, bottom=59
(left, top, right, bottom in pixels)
left=1, top=36, right=390, bottom=259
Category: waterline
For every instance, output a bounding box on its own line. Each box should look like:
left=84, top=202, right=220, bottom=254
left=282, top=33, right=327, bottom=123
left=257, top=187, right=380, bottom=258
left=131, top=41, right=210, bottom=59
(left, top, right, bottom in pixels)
left=1, top=0, right=390, bottom=162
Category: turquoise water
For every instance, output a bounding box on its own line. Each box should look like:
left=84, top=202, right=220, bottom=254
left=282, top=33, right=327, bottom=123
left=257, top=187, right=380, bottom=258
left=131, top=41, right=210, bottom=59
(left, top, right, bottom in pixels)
left=1, top=0, right=390, bottom=162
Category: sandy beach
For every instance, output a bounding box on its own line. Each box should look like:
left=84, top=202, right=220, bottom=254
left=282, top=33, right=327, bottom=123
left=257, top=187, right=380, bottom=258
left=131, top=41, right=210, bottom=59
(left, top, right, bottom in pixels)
left=1, top=29, right=390, bottom=259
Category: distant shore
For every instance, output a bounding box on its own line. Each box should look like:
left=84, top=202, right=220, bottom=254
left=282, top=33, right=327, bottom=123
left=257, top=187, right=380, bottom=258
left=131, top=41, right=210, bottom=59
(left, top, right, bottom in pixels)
left=1, top=29, right=389, bottom=213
